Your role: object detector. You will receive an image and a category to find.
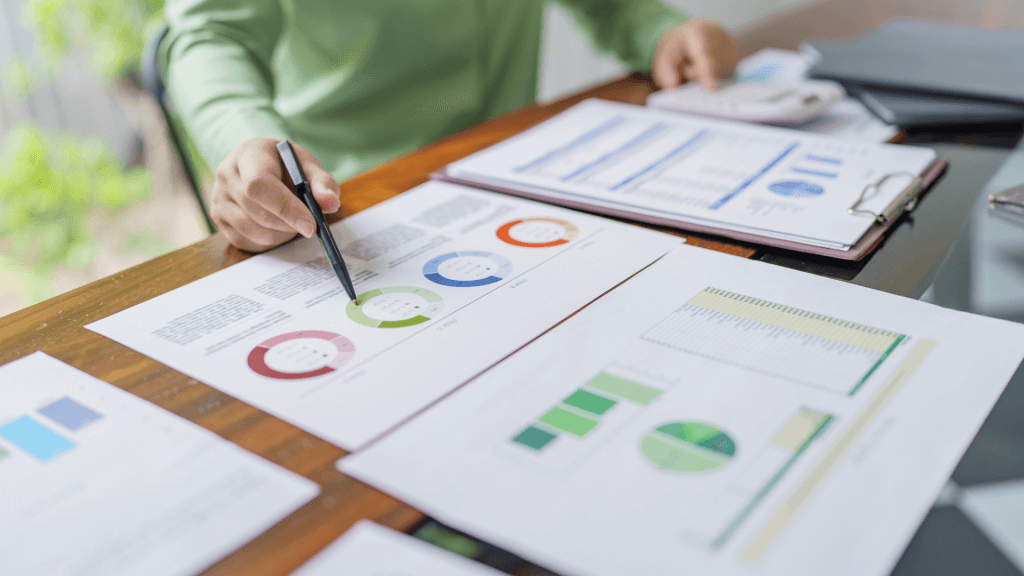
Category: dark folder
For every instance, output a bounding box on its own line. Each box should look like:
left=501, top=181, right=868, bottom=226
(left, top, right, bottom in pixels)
left=806, top=20, right=1024, bottom=125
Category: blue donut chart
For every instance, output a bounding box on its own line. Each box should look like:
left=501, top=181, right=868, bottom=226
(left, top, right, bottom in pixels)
left=422, top=251, right=513, bottom=287
left=769, top=180, right=825, bottom=198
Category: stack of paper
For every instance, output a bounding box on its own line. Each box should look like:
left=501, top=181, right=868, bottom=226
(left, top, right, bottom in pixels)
left=341, top=245, right=1024, bottom=576
left=438, top=99, right=938, bottom=252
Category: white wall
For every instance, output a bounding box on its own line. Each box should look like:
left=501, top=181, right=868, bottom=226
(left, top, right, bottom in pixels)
left=538, top=0, right=811, bottom=102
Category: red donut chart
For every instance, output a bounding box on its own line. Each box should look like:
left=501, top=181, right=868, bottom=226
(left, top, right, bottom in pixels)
left=496, top=217, right=579, bottom=248
left=247, top=330, right=355, bottom=380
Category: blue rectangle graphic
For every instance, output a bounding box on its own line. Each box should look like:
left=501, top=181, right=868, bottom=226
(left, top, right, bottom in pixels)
left=805, top=154, right=842, bottom=164
left=39, top=397, right=103, bottom=431
left=0, top=416, right=77, bottom=463
left=792, top=167, right=838, bottom=178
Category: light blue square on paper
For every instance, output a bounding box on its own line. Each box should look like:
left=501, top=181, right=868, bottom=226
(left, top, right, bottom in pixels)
left=0, top=416, right=77, bottom=463
left=38, top=397, right=102, bottom=431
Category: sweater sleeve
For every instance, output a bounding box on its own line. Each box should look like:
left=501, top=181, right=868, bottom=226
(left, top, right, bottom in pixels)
left=160, top=0, right=290, bottom=169
left=553, top=0, right=687, bottom=72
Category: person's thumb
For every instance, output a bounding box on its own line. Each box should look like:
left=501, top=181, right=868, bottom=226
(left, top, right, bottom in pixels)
left=309, top=170, right=341, bottom=214
left=290, top=142, right=341, bottom=214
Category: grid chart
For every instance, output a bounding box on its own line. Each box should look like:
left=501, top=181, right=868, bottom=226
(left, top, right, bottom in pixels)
left=681, top=408, right=833, bottom=550
left=642, top=287, right=906, bottom=395
left=505, top=368, right=674, bottom=474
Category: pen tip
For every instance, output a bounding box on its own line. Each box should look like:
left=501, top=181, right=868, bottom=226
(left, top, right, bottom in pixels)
left=352, top=299, right=360, bottom=306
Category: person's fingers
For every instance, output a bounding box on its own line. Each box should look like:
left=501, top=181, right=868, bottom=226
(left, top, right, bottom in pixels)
left=216, top=198, right=296, bottom=253
left=211, top=197, right=260, bottom=252
left=233, top=193, right=297, bottom=233
left=232, top=213, right=297, bottom=251
left=653, top=28, right=688, bottom=89
left=681, top=25, right=717, bottom=90
left=706, top=27, right=740, bottom=81
left=290, top=142, right=341, bottom=214
left=236, top=147, right=316, bottom=238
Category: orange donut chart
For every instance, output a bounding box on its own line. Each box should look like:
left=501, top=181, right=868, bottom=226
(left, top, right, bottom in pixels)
left=496, top=217, right=580, bottom=248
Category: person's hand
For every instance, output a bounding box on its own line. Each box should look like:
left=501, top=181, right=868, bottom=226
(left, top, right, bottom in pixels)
left=653, top=20, right=740, bottom=91
left=211, top=138, right=340, bottom=252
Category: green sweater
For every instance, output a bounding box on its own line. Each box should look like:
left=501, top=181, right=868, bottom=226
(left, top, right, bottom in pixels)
left=162, top=0, right=685, bottom=180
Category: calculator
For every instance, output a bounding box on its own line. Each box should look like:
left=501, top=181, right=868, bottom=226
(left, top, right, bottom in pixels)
left=646, top=79, right=845, bottom=125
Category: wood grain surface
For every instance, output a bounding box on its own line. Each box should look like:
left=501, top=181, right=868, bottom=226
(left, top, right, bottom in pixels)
left=2, top=1, right=1014, bottom=572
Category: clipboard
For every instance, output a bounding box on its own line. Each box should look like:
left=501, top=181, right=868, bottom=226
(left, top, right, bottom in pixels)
left=432, top=158, right=948, bottom=261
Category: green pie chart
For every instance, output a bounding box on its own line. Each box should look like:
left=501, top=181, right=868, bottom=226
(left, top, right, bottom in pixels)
left=640, top=421, right=736, bottom=473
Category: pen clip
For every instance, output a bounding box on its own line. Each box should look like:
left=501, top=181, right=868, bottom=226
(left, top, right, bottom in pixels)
left=848, top=171, right=923, bottom=224
left=276, top=140, right=309, bottom=190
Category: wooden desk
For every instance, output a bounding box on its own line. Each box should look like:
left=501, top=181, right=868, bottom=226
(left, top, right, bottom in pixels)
left=1, top=1, right=1021, bottom=574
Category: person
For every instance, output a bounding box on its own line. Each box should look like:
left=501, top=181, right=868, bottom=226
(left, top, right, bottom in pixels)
left=162, top=1, right=739, bottom=252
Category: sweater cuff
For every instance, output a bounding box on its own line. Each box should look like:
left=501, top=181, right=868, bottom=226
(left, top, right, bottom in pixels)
left=635, top=9, right=688, bottom=72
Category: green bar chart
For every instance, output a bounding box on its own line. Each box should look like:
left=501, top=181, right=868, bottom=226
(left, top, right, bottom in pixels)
left=586, top=372, right=663, bottom=405
left=538, top=408, right=598, bottom=437
left=506, top=367, right=674, bottom=475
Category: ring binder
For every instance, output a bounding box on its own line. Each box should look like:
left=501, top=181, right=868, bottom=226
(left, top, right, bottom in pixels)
left=848, top=171, right=924, bottom=224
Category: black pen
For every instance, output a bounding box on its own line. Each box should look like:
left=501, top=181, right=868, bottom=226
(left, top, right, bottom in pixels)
left=276, top=140, right=359, bottom=305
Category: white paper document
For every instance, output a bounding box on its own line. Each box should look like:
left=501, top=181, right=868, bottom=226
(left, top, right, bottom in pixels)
left=733, top=48, right=900, bottom=143
left=88, top=182, right=681, bottom=450
left=341, top=245, right=1024, bottom=576
left=0, top=352, right=318, bottom=576
left=444, top=99, right=933, bottom=249
left=291, top=520, right=503, bottom=576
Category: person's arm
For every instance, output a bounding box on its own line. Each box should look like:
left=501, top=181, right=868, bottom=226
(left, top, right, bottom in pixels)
left=554, top=0, right=685, bottom=73
left=162, top=0, right=340, bottom=252
left=162, top=0, right=288, bottom=167
left=554, top=0, right=739, bottom=89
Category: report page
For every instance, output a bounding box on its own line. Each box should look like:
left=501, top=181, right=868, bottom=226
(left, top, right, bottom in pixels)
left=342, top=245, right=1024, bottom=576
left=88, top=182, right=681, bottom=449
left=446, top=99, right=936, bottom=249
left=0, top=352, right=318, bottom=576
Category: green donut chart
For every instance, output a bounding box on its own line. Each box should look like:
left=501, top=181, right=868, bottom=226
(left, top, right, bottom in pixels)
left=640, top=421, right=736, bottom=473
left=346, top=286, right=444, bottom=328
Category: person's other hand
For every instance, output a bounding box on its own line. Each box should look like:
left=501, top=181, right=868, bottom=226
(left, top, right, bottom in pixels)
left=653, top=20, right=740, bottom=91
left=211, top=138, right=340, bottom=252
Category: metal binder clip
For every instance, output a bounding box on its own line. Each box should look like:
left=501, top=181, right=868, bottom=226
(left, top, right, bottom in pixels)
left=848, top=171, right=924, bottom=224
left=989, top=184, right=1024, bottom=216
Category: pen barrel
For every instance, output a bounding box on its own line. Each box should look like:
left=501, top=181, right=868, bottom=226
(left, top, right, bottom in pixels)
left=319, top=235, right=356, bottom=292
left=296, top=185, right=358, bottom=301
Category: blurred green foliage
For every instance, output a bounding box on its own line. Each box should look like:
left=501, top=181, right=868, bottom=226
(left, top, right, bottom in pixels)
left=12, top=0, right=163, bottom=87
left=0, top=124, right=152, bottom=300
